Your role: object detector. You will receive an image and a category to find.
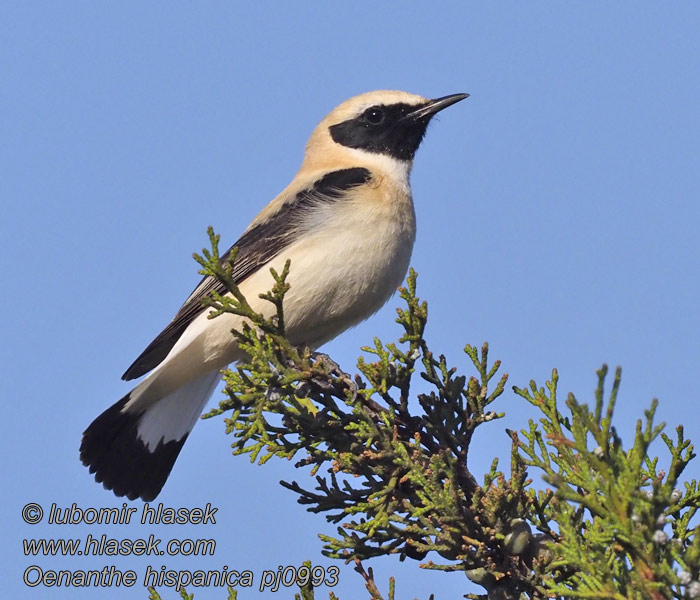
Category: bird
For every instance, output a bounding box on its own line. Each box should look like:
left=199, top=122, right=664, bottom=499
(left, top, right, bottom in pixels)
left=80, top=89, right=468, bottom=501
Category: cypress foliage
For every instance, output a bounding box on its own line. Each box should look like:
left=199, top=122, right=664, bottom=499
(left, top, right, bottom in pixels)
left=149, top=229, right=700, bottom=600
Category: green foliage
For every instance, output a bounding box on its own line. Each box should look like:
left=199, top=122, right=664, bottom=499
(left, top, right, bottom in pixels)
left=148, top=586, right=237, bottom=600
left=514, top=368, right=700, bottom=599
left=153, top=228, right=700, bottom=600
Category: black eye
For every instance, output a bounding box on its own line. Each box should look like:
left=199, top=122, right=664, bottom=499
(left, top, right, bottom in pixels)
left=363, top=107, right=385, bottom=124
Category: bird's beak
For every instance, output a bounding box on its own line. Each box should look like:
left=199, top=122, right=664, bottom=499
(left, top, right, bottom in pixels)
left=406, top=93, right=469, bottom=121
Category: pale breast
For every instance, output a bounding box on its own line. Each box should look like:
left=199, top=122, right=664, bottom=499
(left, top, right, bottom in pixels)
left=176, top=174, right=417, bottom=368
left=275, top=180, right=416, bottom=348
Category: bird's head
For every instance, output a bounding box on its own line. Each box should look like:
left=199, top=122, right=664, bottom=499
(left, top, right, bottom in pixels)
left=303, top=90, right=468, bottom=171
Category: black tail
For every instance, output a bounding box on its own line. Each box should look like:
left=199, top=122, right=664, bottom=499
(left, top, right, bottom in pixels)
left=80, top=393, right=188, bottom=501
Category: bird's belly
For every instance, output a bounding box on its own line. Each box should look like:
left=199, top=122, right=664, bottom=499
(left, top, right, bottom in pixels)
left=184, top=196, right=416, bottom=369
left=276, top=215, right=415, bottom=348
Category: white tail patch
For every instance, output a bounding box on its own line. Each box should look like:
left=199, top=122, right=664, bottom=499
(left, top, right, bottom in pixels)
left=136, top=370, right=222, bottom=451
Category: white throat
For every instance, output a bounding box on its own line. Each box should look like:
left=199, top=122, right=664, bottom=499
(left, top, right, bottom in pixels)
left=342, top=146, right=413, bottom=192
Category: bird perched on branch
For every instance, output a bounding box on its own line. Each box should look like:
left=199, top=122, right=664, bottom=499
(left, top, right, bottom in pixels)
left=81, top=89, right=468, bottom=501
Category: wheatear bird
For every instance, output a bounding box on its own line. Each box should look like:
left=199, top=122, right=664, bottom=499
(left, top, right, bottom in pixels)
left=81, top=90, right=468, bottom=501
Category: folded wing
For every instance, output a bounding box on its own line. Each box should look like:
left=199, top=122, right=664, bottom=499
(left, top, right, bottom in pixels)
left=121, top=167, right=372, bottom=380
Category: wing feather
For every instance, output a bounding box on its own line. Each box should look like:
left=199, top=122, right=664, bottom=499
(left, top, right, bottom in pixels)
left=121, top=167, right=372, bottom=380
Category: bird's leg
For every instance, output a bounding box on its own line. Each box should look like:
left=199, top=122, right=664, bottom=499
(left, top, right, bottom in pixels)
left=310, top=352, right=358, bottom=396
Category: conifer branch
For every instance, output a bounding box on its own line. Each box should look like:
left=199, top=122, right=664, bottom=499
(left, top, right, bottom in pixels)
left=155, top=229, right=700, bottom=600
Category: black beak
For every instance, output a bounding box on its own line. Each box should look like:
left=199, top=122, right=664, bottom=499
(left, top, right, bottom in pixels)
left=406, top=93, right=469, bottom=121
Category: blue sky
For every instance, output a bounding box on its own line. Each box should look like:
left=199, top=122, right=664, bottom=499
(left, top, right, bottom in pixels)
left=2, top=3, right=699, bottom=599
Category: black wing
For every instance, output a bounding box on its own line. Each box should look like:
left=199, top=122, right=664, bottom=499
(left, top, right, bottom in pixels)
left=121, top=167, right=372, bottom=380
